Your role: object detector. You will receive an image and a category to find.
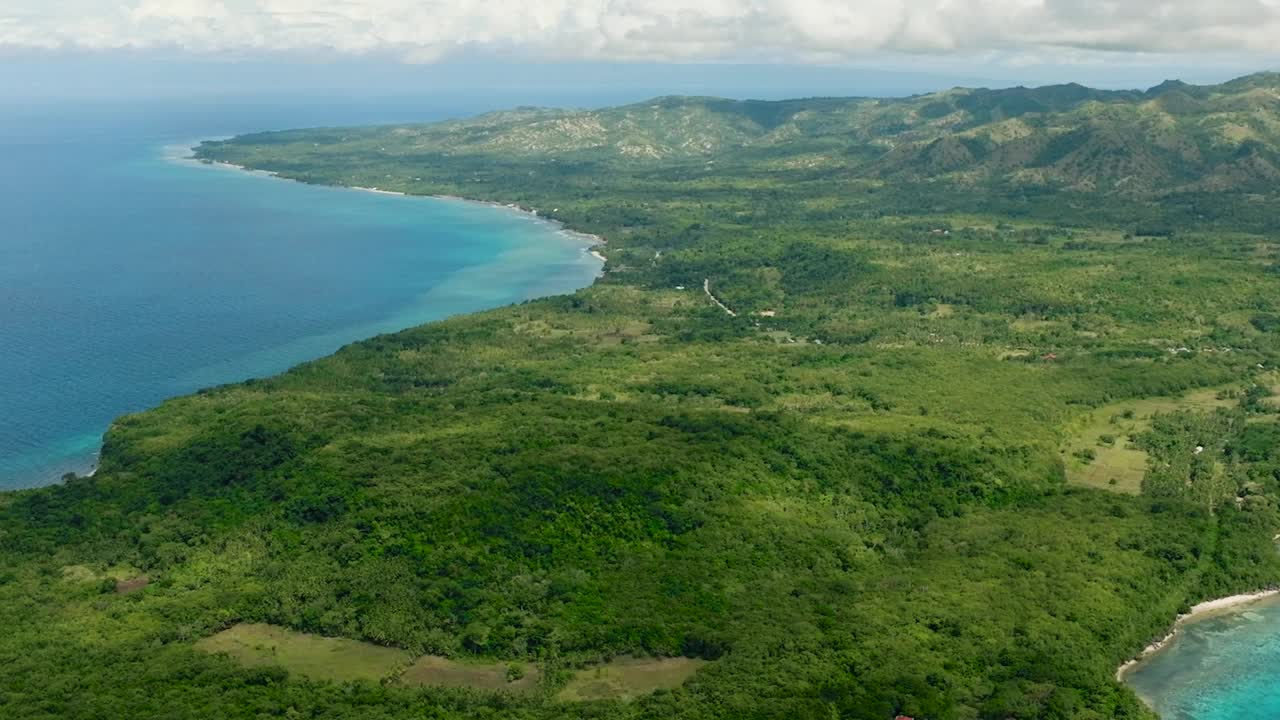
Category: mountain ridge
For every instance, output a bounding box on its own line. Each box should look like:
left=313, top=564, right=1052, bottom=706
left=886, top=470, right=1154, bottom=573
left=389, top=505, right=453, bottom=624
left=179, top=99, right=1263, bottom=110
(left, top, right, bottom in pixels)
left=301, top=72, right=1278, bottom=195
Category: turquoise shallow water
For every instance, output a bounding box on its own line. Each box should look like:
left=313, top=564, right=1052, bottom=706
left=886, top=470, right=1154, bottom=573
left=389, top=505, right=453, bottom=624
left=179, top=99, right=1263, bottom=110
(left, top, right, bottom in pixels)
left=1123, top=595, right=1280, bottom=719
left=0, top=100, right=601, bottom=489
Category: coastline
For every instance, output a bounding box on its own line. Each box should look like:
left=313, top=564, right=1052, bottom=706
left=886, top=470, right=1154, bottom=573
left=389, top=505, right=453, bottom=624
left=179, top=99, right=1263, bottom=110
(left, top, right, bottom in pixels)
left=1116, top=588, right=1280, bottom=681
left=429, top=193, right=608, bottom=253
left=352, top=186, right=405, bottom=196
left=198, top=157, right=608, bottom=256
left=7, top=144, right=608, bottom=492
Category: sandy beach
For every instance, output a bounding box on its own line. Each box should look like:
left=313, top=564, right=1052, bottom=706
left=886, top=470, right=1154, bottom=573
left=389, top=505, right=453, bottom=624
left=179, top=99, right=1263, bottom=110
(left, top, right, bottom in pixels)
left=195, top=153, right=608, bottom=264
left=202, top=158, right=280, bottom=178
left=431, top=194, right=608, bottom=254
left=353, top=186, right=406, bottom=196
left=1116, top=588, right=1280, bottom=680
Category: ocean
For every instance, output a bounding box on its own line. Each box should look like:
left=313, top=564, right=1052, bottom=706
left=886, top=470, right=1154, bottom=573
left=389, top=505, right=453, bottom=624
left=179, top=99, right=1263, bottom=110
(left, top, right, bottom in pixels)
left=0, top=95, right=608, bottom=489
left=1123, top=595, right=1280, bottom=718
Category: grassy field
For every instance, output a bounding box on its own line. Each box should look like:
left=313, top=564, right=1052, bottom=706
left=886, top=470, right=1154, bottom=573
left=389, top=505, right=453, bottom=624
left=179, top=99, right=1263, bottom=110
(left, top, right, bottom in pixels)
left=194, top=624, right=410, bottom=683
left=1062, top=387, right=1240, bottom=493
left=196, top=626, right=703, bottom=700
left=60, top=563, right=146, bottom=591
left=555, top=657, right=709, bottom=702
left=400, top=655, right=542, bottom=694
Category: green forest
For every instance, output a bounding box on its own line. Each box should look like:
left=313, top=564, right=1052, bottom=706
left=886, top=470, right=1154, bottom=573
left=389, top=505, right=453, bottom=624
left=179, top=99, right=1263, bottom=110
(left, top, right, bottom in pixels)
left=4, top=74, right=1280, bottom=719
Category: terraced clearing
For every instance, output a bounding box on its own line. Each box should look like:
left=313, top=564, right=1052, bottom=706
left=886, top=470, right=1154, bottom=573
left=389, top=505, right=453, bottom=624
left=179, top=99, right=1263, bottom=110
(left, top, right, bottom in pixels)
left=1062, top=387, right=1238, bottom=494
left=556, top=656, right=709, bottom=701
left=195, top=624, right=410, bottom=683
left=1267, top=383, right=1280, bottom=411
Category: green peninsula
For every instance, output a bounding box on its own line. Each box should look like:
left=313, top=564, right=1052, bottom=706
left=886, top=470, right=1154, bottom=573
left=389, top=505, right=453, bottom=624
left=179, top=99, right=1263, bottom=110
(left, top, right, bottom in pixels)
left=6, top=74, right=1280, bottom=719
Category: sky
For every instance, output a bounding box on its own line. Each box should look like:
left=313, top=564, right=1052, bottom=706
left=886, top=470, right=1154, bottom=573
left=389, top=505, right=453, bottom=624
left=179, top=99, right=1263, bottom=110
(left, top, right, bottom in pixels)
left=2, top=1, right=1279, bottom=102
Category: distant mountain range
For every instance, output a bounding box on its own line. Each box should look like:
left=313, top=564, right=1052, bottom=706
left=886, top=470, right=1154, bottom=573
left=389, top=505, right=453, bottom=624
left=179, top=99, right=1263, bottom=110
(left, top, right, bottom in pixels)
left=323, top=72, right=1280, bottom=196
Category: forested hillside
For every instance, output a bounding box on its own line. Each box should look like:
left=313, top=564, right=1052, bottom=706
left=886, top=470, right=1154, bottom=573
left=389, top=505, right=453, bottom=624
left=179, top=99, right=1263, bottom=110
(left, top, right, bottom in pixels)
left=214, top=72, right=1280, bottom=196
left=4, top=74, right=1280, bottom=720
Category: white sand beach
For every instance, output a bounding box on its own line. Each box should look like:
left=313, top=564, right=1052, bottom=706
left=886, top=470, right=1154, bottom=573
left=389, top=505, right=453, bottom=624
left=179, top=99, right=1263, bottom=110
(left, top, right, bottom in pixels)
left=1116, top=588, right=1280, bottom=680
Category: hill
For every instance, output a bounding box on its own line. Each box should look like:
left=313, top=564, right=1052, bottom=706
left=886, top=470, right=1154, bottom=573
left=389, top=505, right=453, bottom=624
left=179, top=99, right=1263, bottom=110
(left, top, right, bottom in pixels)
left=4, top=74, right=1280, bottom=720
left=209, top=72, right=1280, bottom=197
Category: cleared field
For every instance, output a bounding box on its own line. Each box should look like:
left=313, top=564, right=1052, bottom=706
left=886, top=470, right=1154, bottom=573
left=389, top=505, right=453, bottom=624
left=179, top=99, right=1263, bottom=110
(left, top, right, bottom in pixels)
left=1062, top=388, right=1235, bottom=494
left=59, top=564, right=144, bottom=588
left=114, top=575, right=149, bottom=594
left=400, top=655, right=541, bottom=693
left=194, top=625, right=707, bottom=700
left=556, top=656, right=709, bottom=702
left=60, top=565, right=98, bottom=583
left=195, top=623, right=409, bottom=683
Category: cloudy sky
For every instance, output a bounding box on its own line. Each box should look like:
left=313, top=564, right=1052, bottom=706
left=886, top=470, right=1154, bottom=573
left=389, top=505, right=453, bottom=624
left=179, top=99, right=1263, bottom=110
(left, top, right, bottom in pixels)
left=6, top=0, right=1280, bottom=60
left=2, top=1, right=1278, bottom=98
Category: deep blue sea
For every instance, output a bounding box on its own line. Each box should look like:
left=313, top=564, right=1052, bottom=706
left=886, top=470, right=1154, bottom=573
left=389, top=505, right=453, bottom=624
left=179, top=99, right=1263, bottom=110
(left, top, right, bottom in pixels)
left=0, top=94, right=612, bottom=489
left=1124, top=595, right=1280, bottom=719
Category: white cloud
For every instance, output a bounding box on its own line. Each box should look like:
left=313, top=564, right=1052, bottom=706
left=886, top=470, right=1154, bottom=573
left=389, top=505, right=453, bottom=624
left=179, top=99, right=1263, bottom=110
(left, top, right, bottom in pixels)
left=3, top=1, right=1280, bottom=63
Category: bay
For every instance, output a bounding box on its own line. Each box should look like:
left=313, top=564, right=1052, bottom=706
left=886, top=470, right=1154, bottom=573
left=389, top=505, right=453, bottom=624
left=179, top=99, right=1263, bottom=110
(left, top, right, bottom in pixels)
left=0, top=96, right=604, bottom=489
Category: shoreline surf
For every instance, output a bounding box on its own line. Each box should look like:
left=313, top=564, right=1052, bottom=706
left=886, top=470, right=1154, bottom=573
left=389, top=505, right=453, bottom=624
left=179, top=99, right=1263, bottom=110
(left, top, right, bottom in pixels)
left=1116, top=588, right=1280, bottom=682
left=195, top=154, right=609, bottom=280
left=197, top=156, right=609, bottom=258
